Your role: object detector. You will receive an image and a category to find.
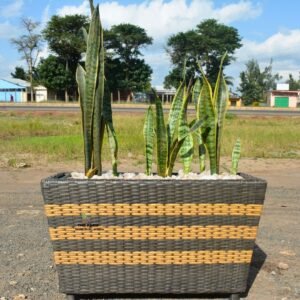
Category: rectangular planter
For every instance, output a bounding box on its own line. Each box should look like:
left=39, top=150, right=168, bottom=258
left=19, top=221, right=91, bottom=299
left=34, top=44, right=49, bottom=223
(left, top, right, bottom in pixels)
left=41, top=172, right=267, bottom=296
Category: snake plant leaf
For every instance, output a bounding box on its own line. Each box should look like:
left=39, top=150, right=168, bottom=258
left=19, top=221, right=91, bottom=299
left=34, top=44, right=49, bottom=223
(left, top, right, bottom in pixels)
left=180, top=133, right=193, bottom=174
left=93, top=22, right=105, bottom=175
left=89, top=0, right=95, bottom=14
left=167, top=81, right=185, bottom=143
left=76, top=64, right=86, bottom=116
left=155, top=92, right=168, bottom=177
left=198, top=66, right=217, bottom=174
left=167, top=139, right=185, bottom=177
left=198, top=134, right=206, bottom=173
left=83, top=6, right=101, bottom=173
left=103, top=87, right=118, bottom=175
left=214, top=53, right=228, bottom=171
left=178, top=93, right=189, bottom=141
left=231, top=138, right=241, bottom=175
left=177, top=85, right=194, bottom=174
left=81, top=27, right=88, bottom=45
left=193, top=78, right=201, bottom=110
left=144, top=106, right=155, bottom=176
left=188, top=117, right=207, bottom=136
left=106, top=121, right=118, bottom=176
left=76, top=64, right=92, bottom=173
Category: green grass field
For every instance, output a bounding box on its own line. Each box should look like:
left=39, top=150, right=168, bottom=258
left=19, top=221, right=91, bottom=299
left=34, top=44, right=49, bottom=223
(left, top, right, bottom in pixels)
left=0, top=111, right=299, bottom=168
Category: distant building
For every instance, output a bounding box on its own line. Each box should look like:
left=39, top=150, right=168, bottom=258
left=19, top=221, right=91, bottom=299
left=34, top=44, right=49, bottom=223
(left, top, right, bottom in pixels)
left=267, top=83, right=300, bottom=108
left=229, top=93, right=242, bottom=107
left=155, top=86, right=176, bottom=103
left=0, top=78, right=47, bottom=102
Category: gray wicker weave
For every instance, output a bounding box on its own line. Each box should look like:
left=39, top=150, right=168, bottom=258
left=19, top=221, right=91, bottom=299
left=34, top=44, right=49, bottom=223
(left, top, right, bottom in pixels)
left=41, top=173, right=266, bottom=296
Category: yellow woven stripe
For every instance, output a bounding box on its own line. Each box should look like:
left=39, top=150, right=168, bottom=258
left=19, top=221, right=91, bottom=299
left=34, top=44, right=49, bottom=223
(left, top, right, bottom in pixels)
left=45, top=203, right=262, bottom=217
left=49, top=225, right=258, bottom=240
left=54, top=250, right=253, bottom=265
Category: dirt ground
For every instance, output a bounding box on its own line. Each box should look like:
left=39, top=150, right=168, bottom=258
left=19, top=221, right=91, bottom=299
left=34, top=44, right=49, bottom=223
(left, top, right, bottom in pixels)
left=0, top=158, right=299, bottom=300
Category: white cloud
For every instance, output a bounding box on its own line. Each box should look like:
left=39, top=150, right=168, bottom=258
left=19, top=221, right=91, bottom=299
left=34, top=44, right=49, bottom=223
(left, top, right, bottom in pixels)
left=0, top=22, right=19, bottom=39
left=215, top=1, right=261, bottom=23
left=57, top=0, right=261, bottom=40
left=226, top=29, right=300, bottom=89
left=56, top=0, right=262, bottom=85
left=57, top=1, right=90, bottom=17
left=238, top=30, right=300, bottom=61
left=234, top=30, right=300, bottom=79
left=0, top=0, right=24, bottom=18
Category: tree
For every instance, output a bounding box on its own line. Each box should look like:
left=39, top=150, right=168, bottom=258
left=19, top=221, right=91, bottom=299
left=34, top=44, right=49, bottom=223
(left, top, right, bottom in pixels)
left=36, top=55, right=73, bottom=100
left=11, top=18, right=43, bottom=101
left=286, top=73, right=300, bottom=90
left=238, top=59, right=281, bottom=105
left=104, top=24, right=153, bottom=100
left=43, top=15, right=89, bottom=101
left=11, top=66, right=27, bottom=81
left=165, top=19, right=242, bottom=88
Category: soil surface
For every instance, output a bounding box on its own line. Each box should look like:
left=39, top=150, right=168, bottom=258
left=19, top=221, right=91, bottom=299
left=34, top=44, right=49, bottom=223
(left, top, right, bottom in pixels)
left=0, top=158, right=299, bottom=300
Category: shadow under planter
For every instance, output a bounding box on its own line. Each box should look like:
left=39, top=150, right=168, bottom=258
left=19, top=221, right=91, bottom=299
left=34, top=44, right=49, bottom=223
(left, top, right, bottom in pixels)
left=41, top=172, right=267, bottom=300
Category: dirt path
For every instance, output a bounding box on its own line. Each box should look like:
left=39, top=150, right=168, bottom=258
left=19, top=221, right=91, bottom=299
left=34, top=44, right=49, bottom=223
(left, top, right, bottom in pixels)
left=0, top=159, right=299, bottom=300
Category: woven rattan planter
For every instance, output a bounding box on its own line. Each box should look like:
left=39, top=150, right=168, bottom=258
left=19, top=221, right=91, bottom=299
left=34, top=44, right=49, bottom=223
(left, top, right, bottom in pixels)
left=41, top=172, right=266, bottom=297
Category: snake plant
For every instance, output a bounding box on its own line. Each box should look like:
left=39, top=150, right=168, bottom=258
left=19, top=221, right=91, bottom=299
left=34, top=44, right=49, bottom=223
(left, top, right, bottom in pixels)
left=144, top=82, right=203, bottom=177
left=196, top=53, right=241, bottom=175
left=231, top=138, right=241, bottom=175
left=76, top=1, right=118, bottom=177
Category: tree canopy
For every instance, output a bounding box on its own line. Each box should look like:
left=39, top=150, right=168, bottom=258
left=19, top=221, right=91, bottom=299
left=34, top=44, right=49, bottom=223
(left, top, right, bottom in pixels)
left=238, top=59, right=281, bottom=105
left=164, top=19, right=242, bottom=88
left=104, top=24, right=153, bottom=97
left=37, top=55, right=73, bottom=99
left=11, top=66, right=27, bottom=81
left=43, top=14, right=89, bottom=63
left=286, top=73, right=300, bottom=90
left=42, top=14, right=89, bottom=100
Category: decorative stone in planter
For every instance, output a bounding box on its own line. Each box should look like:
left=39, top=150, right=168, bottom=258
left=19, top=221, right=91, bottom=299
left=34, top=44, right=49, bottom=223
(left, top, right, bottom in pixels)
left=41, top=172, right=266, bottom=298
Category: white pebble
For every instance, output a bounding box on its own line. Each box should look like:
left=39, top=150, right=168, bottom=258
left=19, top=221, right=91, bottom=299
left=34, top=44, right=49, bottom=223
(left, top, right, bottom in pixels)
left=71, top=170, right=243, bottom=180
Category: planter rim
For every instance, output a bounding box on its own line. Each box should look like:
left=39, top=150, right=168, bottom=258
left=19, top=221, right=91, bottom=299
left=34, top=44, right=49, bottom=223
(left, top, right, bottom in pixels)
left=41, top=172, right=267, bottom=185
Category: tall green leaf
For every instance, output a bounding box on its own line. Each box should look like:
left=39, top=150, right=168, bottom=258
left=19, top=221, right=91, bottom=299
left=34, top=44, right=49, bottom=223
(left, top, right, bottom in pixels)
left=155, top=93, right=168, bottom=177
left=143, top=106, right=154, bottom=175
left=93, top=20, right=105, bottom=174
left=231, top=138, right=241, bottom=175
left=193, top=78, right=201, bottom=110
left=89, top=0, right=95, bottom=14
left=178, top=86, right=193, bottom=173
left=106, top=121, right=118, bottom=176
left=76, top=64, right=90, bottom=173
left=83, top=6, right=101, bottom=174
left=103, top=87, right=118, bottom=175
left=214, top=53, right=228, bottom=172
left=198, top=135, right=206, bottom=173
left=167, top=81, right=185, bottom=143
left=180, top=133, right=193, bottom=174
left=167, top=139, right=184, bottom=177
left=81, top=28, right=88, bottom=45
left=198, top=70, right=217, bottom=174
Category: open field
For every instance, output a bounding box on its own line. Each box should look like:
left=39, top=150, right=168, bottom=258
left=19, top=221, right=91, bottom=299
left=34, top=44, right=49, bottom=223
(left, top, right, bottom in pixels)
left=0, top=111, right=300, bottom=170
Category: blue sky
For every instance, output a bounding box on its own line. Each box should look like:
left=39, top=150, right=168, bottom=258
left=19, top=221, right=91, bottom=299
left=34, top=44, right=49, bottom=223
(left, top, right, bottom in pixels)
left=1, top=0, right=300, bottom=89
